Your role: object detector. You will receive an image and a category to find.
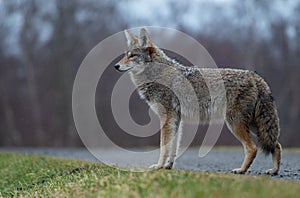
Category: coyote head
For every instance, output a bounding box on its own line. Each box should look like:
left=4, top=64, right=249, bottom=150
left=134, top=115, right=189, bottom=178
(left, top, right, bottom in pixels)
left=115, top=28, right=158, bottom=73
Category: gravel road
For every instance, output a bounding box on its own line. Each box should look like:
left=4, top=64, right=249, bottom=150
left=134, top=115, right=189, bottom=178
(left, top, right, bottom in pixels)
left=1, top=147, right=299, bottom=181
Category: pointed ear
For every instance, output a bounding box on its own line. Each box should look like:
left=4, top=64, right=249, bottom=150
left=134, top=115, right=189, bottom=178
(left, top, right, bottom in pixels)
left=138, top=28, right=153, bottom=47
left=124, top=29, right=138, bottom=47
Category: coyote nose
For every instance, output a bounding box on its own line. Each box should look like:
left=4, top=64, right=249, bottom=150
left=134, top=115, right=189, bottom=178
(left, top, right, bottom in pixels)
left=114, top=64, right=120, bottom=71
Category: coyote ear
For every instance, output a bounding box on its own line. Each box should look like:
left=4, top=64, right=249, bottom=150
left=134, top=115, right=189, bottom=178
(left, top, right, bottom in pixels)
left=124, top=29, right=138, bottom=47
left=139, top=28, right=153, bottom=47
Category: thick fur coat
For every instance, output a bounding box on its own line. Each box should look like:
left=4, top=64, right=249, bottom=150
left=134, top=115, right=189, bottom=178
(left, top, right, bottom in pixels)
left=115, top=28, right=281, bottom=175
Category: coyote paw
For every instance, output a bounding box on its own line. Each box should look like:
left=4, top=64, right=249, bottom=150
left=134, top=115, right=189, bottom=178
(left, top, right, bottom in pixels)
left=265, top=168, right=278, bottom=175
left=149, top=164, right=163, bottom=170
left=231, top=168, right=246, bottom=174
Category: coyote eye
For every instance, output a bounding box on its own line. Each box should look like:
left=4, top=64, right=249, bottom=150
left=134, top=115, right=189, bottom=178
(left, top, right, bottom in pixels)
left=127, top=53, right=138, bottom=59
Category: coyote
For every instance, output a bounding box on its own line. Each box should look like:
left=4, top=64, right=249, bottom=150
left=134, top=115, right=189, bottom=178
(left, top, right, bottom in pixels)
left=114, top=28, right=281, bottom=175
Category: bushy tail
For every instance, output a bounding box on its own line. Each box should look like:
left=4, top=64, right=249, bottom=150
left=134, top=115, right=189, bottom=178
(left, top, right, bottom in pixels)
left=254, top=80, right=280, bottom=155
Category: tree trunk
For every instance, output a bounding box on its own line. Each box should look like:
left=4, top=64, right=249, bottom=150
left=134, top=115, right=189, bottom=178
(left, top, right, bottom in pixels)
left=0, top=77, right=20, bottom=145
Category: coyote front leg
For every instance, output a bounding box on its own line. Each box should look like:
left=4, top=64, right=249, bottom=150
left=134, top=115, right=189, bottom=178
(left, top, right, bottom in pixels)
left=150, top=111, right=180, bottom=169
left=164, top=119, right=182, bottom=169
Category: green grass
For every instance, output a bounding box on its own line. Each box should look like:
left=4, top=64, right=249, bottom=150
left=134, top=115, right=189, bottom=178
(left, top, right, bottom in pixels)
left=0, top=152, right=299, bottom=198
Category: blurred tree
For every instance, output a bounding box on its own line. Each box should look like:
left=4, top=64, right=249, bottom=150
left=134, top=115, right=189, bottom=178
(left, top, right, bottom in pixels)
left=19, top=0, right=45, bottom=145
left=0, top=56, right=21, bottom=145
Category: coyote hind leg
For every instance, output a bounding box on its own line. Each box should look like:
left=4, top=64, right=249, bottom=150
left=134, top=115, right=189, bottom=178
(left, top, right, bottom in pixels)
left=228, top=122, right=257, bottom=174
left=266, top=142, right=282, bottom=175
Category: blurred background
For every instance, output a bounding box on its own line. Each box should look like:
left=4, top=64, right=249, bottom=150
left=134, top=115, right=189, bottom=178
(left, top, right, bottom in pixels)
left=0, top=0, right=299, bottom=148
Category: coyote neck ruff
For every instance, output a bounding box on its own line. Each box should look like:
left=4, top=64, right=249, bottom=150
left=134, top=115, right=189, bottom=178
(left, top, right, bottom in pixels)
left=115, top=28, right=282, bottom=175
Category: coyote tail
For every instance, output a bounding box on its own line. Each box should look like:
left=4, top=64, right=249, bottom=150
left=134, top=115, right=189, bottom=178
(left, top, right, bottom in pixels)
left=254, top=79, right=280, bottom=154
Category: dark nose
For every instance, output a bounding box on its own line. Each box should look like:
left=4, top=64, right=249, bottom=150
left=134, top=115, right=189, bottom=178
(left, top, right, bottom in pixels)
left=114, top=64, right=120, bottom=71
